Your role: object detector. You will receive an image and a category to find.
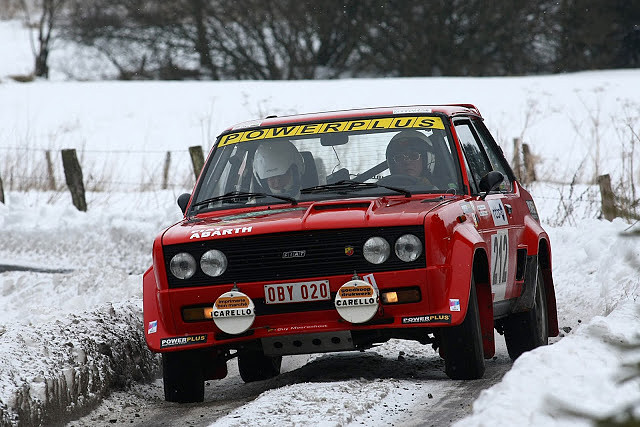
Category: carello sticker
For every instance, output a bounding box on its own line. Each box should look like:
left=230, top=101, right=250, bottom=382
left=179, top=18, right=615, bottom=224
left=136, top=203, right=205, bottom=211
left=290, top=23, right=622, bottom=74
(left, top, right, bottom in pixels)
left=401, top=314, right=452, bottom=324
left=160, top=334, right=207, bottom=348
left=218, top=116, right=445, bottom=147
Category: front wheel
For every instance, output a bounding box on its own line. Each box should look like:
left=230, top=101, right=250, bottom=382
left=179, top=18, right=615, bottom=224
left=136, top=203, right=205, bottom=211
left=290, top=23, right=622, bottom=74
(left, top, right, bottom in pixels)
left=162, top=350, right=205, bottom=403
left=237, top=351, right=282, bottom=383
left=503, top=265, right=549, bottom=360
left=440, top=278, right=486, bottom=380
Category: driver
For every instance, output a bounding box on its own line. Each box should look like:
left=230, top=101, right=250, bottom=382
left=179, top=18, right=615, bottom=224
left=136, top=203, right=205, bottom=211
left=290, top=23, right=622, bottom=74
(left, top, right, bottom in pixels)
left=385, top=130, right=435, bottom=186
left=253, top=140, right=305, bottom=198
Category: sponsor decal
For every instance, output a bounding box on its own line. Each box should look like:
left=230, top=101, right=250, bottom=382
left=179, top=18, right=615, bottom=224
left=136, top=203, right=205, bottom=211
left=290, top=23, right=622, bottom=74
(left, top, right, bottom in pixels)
left=487, top=199, right=508, bottom=226
left=160, top=334, right=207, bottom=348
left=477, top=204, right=489, bottom=217
left=267, top=324, right=329, bottom=333
left=147, top=320, right=157, bottom=334
left=218, top=116, right=446, bottom=147
left=213, top=295, right=253, bottom=318
left=344, top=246, right=354, bottom=256
left=362, top=273, right=378, bottom=287
left=334, top=279, right=379, bottom=323
left=393, top=107, right=433, bottom=114
left=449, top=299, right=461, bottom=312
left=213, top=291, right=256, bottom=334
left=460, top=202, right=479, bottom=227
left=526, top=200, right=539, bottom=221
left=215, top=295, right=251, bottom=310
left=401, top=314, right=452, bottom=324
left=282, top=250, right=306, bottom=259
left=338, top=285, right=374, bottom=298
left=190, top=226, right=252, bottom=240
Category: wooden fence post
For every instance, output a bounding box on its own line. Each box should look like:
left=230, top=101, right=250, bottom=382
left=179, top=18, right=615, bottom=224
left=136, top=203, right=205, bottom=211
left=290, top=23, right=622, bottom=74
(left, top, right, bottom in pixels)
left=189, top=146, right=205, bottom=179
left=522, top=143, right=537, bottom=184
left=162, top=151, right=171, bottom=189
left=512, top=138, right=522, bottom=181
left=61, top=149, right=87, bottom=212
left=0, top=173, right=4, bottom=204
left=45, top=150, right=56, bottom=190
left=597, top=174, right=616, bottom=221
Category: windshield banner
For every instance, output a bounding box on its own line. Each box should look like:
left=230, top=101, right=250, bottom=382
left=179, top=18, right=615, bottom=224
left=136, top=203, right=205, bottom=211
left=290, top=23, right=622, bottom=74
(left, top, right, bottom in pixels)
left=218, top=116, right=445, bottom=147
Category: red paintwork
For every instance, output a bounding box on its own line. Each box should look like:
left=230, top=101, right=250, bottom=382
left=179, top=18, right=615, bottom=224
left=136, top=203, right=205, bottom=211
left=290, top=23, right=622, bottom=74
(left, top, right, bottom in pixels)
left=225, top=104, right=482, bottom=132
left=143, top=104, right=558, bottom=357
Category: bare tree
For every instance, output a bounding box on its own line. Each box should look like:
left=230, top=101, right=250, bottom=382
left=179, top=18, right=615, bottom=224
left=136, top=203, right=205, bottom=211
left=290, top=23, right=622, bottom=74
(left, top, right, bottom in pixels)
left=22, top=0, right=67, bottom=78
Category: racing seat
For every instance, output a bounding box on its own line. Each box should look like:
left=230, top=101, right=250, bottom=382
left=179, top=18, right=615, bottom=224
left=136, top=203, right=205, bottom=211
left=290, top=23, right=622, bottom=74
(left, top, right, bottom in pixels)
left=300, top=151, right=319, bottom=188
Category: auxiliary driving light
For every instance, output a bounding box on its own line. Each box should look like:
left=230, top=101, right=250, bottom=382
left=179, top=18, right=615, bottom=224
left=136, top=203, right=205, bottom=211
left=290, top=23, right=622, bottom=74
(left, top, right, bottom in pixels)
left=395, top=234, right=422, bottom=262
left=363, top=237, right=390, bottom=264
left=201, top=249, right=228, bottom=277
left=381, top=288, right=421, bottom=305
left=169, top=252, right=197, bottom=279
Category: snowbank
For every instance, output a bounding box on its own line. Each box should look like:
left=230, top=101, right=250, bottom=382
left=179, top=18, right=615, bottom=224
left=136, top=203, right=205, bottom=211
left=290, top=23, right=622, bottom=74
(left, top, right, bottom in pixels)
left=0, top=302, right=159, bottom=426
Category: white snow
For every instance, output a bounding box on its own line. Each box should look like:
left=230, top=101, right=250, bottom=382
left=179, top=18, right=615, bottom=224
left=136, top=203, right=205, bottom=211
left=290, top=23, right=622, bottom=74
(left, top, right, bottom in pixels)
left=1, top=18, right=639, bottom=427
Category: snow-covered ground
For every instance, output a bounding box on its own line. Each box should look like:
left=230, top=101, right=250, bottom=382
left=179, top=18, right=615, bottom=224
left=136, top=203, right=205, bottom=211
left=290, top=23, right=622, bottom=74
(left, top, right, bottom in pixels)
left=1, top=19, right=640, bottom=427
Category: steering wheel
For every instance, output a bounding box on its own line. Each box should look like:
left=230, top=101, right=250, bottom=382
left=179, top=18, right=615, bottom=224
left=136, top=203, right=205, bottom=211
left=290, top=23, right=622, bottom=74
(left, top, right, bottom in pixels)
left=377, top=174, right=420, bottom=186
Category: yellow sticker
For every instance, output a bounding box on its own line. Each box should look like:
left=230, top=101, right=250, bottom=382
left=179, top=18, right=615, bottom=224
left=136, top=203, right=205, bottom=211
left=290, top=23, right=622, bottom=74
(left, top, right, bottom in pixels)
left=218, top=116, right=445, bottom=147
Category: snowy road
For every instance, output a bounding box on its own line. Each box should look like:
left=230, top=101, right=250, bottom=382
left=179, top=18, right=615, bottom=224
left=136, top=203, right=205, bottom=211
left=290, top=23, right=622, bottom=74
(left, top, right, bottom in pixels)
left=68, top=336, right=514, bottom=426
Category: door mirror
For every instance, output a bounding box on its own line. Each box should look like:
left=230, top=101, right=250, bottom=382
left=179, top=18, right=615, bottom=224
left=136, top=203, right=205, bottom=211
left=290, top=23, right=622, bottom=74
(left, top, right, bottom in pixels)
left=478, top=171, right=504, bottom=199
left=177, top=193, right=191, bottom=214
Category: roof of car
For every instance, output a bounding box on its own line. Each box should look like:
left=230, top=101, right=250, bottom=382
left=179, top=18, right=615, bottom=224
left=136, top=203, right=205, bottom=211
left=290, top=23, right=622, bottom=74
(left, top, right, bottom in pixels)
left=224, top=104, right=482, bottom=132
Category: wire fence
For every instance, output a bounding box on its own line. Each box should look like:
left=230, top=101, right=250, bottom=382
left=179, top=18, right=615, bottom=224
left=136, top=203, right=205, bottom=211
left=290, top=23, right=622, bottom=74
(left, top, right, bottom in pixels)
left=0, top=144, right=198, bottom=193
left=0, top=143, right=637, bottom=225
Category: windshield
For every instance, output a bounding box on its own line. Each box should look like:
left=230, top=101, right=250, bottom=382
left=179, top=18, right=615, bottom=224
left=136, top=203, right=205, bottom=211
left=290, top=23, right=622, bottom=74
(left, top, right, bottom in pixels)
left=191, top=115, right=463, bottom=213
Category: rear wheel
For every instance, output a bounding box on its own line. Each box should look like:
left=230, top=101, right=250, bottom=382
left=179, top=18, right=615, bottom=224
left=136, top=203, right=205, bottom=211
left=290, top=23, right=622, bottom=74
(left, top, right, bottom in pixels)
left=162, top=350, right=205, bottom=403
left=238, top=351, right=282, bottom=383
left=441, top=278, right=485, bottom=380
left=503, top=265, right=549, bottom=360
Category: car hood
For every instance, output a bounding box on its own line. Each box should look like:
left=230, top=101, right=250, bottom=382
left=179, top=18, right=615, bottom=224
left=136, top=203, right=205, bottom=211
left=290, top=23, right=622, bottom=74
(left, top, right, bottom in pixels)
left=162, top=197, right=455, bottom=245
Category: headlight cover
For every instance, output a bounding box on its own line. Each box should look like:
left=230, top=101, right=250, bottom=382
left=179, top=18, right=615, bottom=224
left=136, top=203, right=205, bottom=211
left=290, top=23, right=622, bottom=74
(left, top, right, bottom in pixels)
left=201, top=249, right=228, bottom=277
left=169, top=252, right=197, bottom=279
left=395, top=234, right=422, bottom=262
left=363, top=237, right=391, bottom=264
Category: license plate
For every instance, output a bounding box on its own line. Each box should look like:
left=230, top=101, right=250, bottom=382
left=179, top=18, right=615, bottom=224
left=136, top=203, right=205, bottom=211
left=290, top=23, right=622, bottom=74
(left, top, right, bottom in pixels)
left=264, top=280, right=331, bottom=304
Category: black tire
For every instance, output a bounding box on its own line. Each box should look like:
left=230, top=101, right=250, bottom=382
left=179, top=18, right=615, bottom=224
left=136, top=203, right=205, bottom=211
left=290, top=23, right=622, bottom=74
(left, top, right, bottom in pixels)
left=162, top=350, right=205, bottom=403
left=503, top=265, right=549, bottom=360
left=441, top=278, right=486, bottom=380
left=237, top=351, right=282, bottom=383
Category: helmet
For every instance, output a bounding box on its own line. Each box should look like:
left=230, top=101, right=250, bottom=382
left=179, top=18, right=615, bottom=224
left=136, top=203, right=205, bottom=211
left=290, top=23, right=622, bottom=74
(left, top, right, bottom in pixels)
left=253, top=140, right=305, bottom=196
left=386, top=130, right=435, bottom=176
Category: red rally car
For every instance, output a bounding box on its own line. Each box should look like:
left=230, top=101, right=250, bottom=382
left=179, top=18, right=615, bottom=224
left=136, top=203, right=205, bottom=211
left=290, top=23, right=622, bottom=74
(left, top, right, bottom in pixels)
left=143, top=105, right=559, bottom=403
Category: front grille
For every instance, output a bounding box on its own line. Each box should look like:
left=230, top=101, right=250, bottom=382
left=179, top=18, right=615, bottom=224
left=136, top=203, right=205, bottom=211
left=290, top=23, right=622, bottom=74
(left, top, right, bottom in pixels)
left=164, top=226, right=425, bottom=288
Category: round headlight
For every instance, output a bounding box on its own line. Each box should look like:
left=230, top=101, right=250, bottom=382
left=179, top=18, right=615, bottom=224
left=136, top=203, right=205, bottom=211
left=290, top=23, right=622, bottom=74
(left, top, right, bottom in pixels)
left=169, top=252, right=196, bottom=279
left=201, top=249, right=228, bottom=277
left=363, top=237, right=390, bottom=264
left=395, top=234, right=423, bottom=262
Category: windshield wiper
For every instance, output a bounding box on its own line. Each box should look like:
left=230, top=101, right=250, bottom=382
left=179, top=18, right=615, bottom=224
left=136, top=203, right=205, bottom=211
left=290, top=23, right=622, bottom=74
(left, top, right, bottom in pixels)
left=191, top=191, right=297, bottom=210
left=301, top=180, right=411, bottom=198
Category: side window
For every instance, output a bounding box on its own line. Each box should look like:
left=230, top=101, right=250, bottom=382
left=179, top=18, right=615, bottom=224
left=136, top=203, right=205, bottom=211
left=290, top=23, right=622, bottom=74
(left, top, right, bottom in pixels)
left=471, top=119, right=513, bottom=192
left=455, top=121, right=492, bottom=194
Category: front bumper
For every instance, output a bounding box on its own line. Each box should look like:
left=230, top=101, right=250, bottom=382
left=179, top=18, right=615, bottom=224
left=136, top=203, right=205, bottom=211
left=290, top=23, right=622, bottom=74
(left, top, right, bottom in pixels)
left=144, top=267, right=465, bottom=353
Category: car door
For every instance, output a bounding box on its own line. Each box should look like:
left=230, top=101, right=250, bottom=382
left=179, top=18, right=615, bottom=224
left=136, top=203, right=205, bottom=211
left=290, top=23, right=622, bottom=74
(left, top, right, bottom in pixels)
left=454, top=118, right=523, bottom=303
